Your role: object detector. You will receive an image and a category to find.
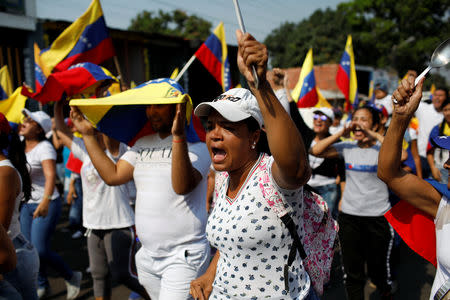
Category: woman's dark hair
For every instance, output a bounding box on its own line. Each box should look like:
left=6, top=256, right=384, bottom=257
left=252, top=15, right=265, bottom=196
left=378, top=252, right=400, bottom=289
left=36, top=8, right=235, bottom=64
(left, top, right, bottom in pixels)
left=37, top=125, right=47, bottom=141
left=0, top=132, right=32, bottom=202
left=354, top=106, right=380, bottom=128
left=244, top=117, right=271, bottom=155
left=438, top=98, right=450, bottom=136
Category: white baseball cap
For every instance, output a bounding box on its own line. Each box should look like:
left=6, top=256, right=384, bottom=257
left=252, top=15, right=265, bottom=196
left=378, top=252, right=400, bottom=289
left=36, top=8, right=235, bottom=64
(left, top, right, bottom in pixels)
left=313, top=107, right=334, bottom=121
left=194, top=88, right=263, bottom=128
left=22, top=108, right=52, bottom=134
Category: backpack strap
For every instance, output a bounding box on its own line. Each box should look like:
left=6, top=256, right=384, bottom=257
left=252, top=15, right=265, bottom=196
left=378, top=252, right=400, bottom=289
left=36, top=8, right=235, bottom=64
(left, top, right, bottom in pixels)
left=280, top=213, right=307, bottom=292
left=255, top=154, right=308, bottom=292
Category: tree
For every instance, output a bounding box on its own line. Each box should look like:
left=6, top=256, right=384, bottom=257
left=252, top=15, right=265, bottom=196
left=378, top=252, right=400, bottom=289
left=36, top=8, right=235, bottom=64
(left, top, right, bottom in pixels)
left=264, top=0, right=449, bottom=76
left=129, top=9, right=212, bottom=40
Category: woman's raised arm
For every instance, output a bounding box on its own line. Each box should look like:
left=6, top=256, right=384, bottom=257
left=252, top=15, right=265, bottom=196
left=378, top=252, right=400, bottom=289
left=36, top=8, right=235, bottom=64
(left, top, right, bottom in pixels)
left=236, top=30, right=310, bottom=189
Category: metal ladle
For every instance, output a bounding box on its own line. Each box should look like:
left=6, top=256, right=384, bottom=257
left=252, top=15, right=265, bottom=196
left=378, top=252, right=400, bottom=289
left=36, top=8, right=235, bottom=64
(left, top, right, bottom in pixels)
left=415, top=38, right=450, bottom=86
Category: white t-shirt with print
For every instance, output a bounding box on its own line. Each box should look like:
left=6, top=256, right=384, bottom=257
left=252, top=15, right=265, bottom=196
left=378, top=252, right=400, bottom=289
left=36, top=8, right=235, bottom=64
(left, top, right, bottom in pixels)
left=431, top=195, right=450, bottom=299
left=334, top=141, right=390, bottom=217
left=26, top=140, right=59, bottom=204
left=207, top=154, right=310, bottom=300
left=71, top=138, right=135, bottom=229
left=120, top=134, right=211, bottom=257
left=415, top=102, right=443, bottom=157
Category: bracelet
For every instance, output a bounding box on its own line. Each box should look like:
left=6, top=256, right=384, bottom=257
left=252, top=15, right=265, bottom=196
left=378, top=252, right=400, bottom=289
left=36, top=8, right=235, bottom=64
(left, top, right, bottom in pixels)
left=172, top=137, right=186, bottom=143
left=42, top=194, right=51, bottom=201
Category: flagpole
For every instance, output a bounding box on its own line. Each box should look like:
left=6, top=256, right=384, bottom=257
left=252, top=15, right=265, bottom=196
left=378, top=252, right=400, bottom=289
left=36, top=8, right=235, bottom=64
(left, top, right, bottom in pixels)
left=174, top=55, right=196, bottom=82
left=113, top=56, right=124, bottom=87
left=232, top=0, right=259, bottom=89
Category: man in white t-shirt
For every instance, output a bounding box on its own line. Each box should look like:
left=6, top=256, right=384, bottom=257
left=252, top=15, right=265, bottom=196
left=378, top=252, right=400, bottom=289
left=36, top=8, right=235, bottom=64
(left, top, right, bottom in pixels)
left=70, top=80, right=211, bottom=300
left=415, top=87, right=447, bottom=178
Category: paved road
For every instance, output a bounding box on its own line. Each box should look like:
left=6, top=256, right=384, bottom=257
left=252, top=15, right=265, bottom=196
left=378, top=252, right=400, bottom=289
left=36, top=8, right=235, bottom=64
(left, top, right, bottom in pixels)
left=45, top=205, right=435, bottom=300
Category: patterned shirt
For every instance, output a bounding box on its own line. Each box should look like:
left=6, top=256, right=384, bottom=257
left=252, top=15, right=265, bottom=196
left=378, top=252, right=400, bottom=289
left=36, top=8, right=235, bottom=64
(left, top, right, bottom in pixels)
left=207, top=154, right=310, bottom=299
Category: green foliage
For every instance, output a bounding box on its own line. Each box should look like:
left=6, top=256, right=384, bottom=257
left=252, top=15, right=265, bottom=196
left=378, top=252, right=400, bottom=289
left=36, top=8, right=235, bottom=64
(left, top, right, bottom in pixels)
left=264, top=0, right=449, bottom=76
left=129, top=9, right=212, bottom=40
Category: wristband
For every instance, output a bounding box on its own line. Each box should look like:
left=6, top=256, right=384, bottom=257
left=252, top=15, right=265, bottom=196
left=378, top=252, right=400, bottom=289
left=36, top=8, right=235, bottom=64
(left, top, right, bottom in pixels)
left=172, top=137, right=186, bottom=143
left=42, top=194, right=51, bottom=201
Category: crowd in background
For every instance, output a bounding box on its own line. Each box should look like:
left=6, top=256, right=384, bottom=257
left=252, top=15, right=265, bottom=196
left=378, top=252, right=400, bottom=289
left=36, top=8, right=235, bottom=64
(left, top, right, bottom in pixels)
left=0, top=31, right=449, bottom=300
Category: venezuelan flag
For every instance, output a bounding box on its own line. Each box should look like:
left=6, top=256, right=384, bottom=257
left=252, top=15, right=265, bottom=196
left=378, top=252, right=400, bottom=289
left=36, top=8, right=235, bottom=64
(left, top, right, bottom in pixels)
left=34, top=43, right=49, bottom=93
left=385, top=197, right=437, bottom=268
left=22, top=63, right=117, bottom=104
left=195, top=22, right=232, bottom=92
left=39, top=0, right=115, bottom=74
left=69, top=78, right=205, bottom=146
left=0, top=87, right=27, bottom=125
left=0, top=65, right=13, bottom=100
left=316, top=89, right=332, bottom=108
left=336, top=35, right=358, bottom=111
left=291, top=48, right=318, bottom=108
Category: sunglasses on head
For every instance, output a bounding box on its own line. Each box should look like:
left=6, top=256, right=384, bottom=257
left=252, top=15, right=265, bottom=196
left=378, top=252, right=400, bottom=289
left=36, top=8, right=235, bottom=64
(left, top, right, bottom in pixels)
left=313, top=114, right=328, bottom=121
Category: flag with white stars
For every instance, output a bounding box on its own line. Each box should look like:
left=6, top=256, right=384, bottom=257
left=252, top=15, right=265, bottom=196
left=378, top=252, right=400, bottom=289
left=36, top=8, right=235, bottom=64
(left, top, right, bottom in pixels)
left=336, top=35, right=359, bottom=111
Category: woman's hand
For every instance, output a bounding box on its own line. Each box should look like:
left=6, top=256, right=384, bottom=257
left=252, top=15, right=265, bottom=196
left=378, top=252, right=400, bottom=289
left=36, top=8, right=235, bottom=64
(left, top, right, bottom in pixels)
left=236, top=30, right=268, bottom=89
left=66, top=179, right=78, bottom=206
left=431, top=166, right=442, bottom=182
left=190, top=271, right=214, bottom=300
left=171, top=102, right=186, bottom=140
left=70, top=106, right=95, bottom=136
left=392, top=76, right=424, bottom=119
left=33, top=201, right=49, bottom=219
left=339, top=121, right=354, bottom=138
left=357, top=121, right=381, bottom=143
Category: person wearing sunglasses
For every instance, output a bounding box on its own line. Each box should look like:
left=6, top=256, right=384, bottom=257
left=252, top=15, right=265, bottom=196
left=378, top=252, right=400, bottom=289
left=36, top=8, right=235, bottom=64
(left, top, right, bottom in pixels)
left=286, top=100, right=345, bottom=218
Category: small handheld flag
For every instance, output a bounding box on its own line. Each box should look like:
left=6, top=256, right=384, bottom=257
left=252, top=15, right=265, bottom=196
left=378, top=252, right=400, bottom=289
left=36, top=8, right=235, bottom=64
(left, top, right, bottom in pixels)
left=291, top=48, right=318, bottom=108
left=336, top=35, right=358, bottom=111
left=39, top=0, right=115, bottom=74
left=22, top=63, right=118, bottom=104
left=194, top=22, right=232, bottom=92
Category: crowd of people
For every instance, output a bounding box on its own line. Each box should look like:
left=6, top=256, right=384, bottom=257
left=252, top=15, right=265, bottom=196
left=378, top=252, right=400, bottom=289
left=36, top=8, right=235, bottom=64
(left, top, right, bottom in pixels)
left=0, top=30, right=448, bottom=300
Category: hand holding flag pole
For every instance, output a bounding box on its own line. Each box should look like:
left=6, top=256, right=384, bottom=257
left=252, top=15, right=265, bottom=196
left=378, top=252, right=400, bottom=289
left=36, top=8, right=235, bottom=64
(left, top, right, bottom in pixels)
left=232, top=0, right=259, bottom=89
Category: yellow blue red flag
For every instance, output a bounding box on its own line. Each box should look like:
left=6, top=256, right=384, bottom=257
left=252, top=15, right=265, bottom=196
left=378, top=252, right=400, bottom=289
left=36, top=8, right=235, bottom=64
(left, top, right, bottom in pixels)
left=336, top=35, right=358, bottom=111
left=316, top=89, right=332, bottom=108
left=40, top=0, right=115, bottom=74
left=70, top=78, right=205, bottom=146
left=0, top=87, right=27, bottom=125
left=291, top=48, right=318, bottom=107
left=194, top=22, right=232, bottom=92
left=22, top=63, right=117, bottom=104
left=34, top=43, right=49, bottom=92
left=0, top=65, right=13, bottom=100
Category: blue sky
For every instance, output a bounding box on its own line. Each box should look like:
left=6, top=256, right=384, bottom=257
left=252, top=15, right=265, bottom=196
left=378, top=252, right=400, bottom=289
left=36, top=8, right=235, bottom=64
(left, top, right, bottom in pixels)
left=37, top=0, right=343, bottom=45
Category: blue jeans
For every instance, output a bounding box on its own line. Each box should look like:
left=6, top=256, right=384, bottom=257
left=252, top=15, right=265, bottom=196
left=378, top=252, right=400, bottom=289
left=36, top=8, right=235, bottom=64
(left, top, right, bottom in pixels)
left=68, top=177, right=83, bottom=229
left=439, top=167, right=449, bottom=184
left=4, top=233, right=39, bottom=300
left=314, top=183, right=338, bottom=218
left=20, top=199, right=74, bottom=287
